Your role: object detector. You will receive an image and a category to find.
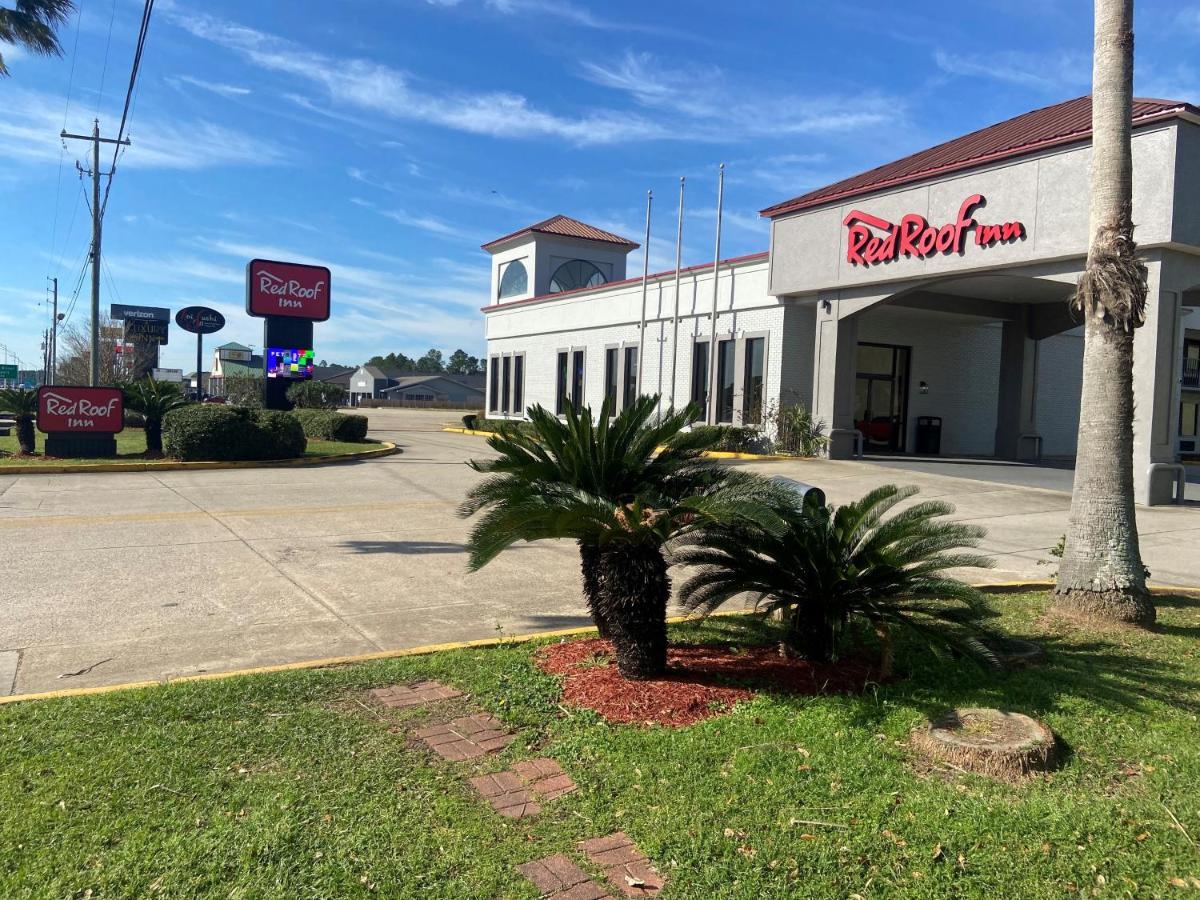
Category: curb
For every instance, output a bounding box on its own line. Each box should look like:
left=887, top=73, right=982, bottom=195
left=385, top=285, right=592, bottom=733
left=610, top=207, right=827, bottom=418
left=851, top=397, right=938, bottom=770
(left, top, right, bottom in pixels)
left=440, top=426, right=808, bottom=462
left=0, top=442, right=399, bottom=475
left=2, top=580, right=1196, bottom=707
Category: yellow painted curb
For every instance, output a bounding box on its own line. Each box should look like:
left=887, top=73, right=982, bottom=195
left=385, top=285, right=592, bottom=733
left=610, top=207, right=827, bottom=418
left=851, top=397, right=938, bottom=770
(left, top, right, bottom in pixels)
left=3, top=580, right=1196, bottom=707
left=441, top=426, right=808, bottom=462
left=0, top=442, right=398, bottom=475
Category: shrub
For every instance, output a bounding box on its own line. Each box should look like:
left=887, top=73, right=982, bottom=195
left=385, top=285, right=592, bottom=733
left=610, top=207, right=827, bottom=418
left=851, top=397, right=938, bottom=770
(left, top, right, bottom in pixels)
left=254, top=410, right=308, bottom=458
left=688, top=425, right=765, bottom=453
left=292, top=409, right=369, bottom=442
left=123, top=409, right=146, bottom=429
left=286, top=381, right=345, bottom=410
left=764, top=401, right=828, bottom=457
left=224, top=375, right=264, bottom=408
left=163, top=405, right=308, bottom=461
left=462, top=412, right=479, bottom=430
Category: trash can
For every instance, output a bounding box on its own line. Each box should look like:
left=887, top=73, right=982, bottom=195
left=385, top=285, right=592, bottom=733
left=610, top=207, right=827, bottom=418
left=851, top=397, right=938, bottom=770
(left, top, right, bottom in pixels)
left=915, top=416, right=942, bottom=455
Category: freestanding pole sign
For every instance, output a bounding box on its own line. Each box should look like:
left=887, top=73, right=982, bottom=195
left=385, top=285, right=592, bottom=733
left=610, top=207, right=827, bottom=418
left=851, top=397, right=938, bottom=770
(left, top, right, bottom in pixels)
left=175, top=307, right=226, bottom=398
left=245, top=259, right=331, bottom=410
left=110, top=304, right=171, bottom=379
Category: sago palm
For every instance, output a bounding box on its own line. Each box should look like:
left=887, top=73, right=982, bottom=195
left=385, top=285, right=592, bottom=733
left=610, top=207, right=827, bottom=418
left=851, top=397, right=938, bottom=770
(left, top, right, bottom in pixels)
left=673, top=484, right=995, bottom=677
left=121, top=377, right=190, bottom=456
left=0, top=0, right=74, bottom=76
left=460, top=395, right=787, bottom=678
left=0, top=387, right=38, bottom=454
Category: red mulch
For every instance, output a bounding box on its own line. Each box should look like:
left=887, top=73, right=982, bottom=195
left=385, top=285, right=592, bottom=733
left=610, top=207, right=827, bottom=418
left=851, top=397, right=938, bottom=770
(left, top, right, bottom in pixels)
left=536, top=639, right=877, bottom=727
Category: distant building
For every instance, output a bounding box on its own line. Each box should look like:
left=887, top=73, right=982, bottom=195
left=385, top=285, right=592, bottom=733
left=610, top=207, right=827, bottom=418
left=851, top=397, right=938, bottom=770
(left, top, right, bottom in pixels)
left=348, top=366, right=485, bottom=407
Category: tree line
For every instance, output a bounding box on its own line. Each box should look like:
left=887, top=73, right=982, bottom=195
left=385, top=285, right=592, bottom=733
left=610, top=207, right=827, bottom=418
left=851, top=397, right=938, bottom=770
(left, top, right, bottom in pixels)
left=363, top=349, right=484, bottom=376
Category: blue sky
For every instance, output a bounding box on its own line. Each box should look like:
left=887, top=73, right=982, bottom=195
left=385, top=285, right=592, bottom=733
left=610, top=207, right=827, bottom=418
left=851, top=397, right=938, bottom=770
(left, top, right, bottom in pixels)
left=1, top=0, right=1197, bottom=374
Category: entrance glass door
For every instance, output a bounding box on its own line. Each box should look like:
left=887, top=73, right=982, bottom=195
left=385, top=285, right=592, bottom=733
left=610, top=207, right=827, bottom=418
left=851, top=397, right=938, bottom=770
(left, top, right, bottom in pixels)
left=855, top=342, right=910, bottom=452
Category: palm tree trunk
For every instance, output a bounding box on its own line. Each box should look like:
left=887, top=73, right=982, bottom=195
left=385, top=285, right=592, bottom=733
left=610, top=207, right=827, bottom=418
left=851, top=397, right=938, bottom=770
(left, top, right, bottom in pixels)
left=596, top=542, right=670, bottom=679
left=145, top=418, right=164, bottom=456
left=16, top=416, right=35, bottom=455
left=1053, top=0, right=1154, bottom=626
left=577, top=540, right=610, bottom=638
left=782, top=602, right=834, bottom=661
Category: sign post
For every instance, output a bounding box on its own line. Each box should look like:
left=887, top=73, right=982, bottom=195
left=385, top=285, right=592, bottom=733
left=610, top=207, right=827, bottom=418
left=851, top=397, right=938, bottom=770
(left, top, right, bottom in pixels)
left=175, top=307, right=226, bottom=399
left=245, top=259, right=331, bottom=410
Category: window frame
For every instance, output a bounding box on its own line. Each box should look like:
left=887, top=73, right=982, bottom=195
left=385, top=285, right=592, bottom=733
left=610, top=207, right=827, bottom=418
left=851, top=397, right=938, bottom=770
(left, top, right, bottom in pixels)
left=497, top=258, right=529, bottom=300
left=548, top=259, right=608, bottom=294
left=622, top=344, right=639, bottom=411
left=690, top=338, right=709, bottom=422
left=488, top=356, right=500, bottom=414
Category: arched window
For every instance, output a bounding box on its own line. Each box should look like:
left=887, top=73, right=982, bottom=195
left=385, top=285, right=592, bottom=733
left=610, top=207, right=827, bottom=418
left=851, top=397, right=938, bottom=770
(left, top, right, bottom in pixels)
left=498, top=260, right=528, bottom=299
left=549, top=259, right=607, bottom=293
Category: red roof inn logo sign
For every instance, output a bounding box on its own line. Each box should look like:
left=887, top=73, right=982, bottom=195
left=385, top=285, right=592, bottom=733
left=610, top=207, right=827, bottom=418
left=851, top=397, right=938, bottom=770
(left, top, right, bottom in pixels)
left=37, top=386, right=124, bottom=433
left=246, top=259, right=331, bottom=321
left=843, top=194, right=1025, bottom=267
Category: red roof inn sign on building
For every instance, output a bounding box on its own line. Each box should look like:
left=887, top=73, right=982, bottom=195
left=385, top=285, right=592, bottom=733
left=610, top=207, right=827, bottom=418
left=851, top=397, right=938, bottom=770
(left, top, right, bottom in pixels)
left=843, top=194, right=1025, bottom=267
left=246, top=259, right=331, bottom=321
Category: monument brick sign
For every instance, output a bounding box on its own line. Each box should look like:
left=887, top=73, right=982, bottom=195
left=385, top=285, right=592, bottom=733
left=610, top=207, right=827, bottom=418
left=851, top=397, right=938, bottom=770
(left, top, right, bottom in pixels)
left=246, top=259, right=331, bottom=321
left=37, top=386, right=124, bottom=434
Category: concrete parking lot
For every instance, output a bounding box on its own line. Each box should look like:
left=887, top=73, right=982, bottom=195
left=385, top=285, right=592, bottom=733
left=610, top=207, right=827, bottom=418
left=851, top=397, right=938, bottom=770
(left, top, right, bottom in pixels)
left=2, top=407, right=1197, bottom=697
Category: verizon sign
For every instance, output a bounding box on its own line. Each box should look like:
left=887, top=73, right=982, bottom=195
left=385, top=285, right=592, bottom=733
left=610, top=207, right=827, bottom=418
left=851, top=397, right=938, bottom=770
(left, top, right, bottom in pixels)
left=843, top=194, right=1025, bottom=267
left=37, top=386, right=124, bottom=434
left=246, top=259, right=331, bottom=320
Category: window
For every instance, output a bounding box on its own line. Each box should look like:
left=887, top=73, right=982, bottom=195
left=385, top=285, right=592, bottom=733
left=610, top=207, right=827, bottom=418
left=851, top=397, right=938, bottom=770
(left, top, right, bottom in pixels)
left=1182, top=400, right=1198, bottom=438
left=498, top=259, right=528, bottom=300
left=604, top=347, right=619, bottom=412
left=549, top=259, right=607, bottom=293
left=571, top=350, right=585, bottom=412
left=623, top=346, right=638, bottom=410
left=742, top=337, right=765, bottom=425
left=716, top=339, right=736, bottom=423
left=489, top=357, right=500, bottom=413
left=512, top=354, right=524, bottom=414
left=501, top=356, right=512, bottom=414
left=690, top=341, right=708, bottom=420
left=556, top=351, right=569, bottom=415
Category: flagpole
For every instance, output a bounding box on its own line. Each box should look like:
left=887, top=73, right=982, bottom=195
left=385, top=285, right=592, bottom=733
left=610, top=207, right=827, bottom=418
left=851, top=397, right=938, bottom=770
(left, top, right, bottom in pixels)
left=706, top=163, right=725, bottom=425
left=669, top=176, right=684, bottom=412
left=636, top=189, right=652, bottom=400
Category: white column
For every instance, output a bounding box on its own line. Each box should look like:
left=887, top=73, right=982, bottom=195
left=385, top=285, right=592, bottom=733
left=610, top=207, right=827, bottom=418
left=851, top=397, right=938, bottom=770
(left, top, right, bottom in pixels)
left=812, top=293, right=859, bottom=458
left=1133, top=256, right=1183, bottom=504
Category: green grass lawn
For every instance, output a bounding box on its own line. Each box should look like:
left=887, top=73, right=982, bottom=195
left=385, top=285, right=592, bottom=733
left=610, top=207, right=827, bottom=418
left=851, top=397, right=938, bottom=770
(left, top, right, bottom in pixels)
left=2, top=592, right=1198, bottom=898
left=0, top=429, right=383, bottom=466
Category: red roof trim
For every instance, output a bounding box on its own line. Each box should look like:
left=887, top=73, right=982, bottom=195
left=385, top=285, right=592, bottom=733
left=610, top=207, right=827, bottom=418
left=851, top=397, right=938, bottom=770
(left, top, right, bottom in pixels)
left=481, top=214, right=640, bottom=251
left=481, top=251, right=768, bottom=313
left=760, top=97, right=1198, bottom=219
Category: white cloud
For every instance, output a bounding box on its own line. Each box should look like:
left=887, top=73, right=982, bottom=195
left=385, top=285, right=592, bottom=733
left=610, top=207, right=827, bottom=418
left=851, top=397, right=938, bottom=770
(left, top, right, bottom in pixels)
left=0, top=88, right=287, bottom=169
left=428, top=0, right=691, bottom=38
left=579, top=50, right=902, bottom=138
left=933, top=49, right=1091, bottom=92
left=169, top=75, right=252, bottom=97
left=167, top=10, right=669, bottom=146
left=1178, top=6, right=1200, bottom=35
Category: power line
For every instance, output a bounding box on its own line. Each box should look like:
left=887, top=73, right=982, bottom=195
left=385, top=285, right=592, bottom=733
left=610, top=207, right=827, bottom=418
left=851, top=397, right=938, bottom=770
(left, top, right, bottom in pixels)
left=48, top=3, right=84, bottom=272
left=100, top=0, right=155, bottom=220
left=95, top=0, right=119, bottom=117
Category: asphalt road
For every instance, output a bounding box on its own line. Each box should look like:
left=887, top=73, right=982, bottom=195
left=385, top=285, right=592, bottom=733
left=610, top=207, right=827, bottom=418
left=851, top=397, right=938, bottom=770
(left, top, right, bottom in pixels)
left=2, top=408, right=1197, bottom=697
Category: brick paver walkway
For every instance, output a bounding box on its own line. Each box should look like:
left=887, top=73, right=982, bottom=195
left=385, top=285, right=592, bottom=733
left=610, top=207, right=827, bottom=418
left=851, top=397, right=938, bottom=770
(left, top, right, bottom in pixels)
left=517, top=853, right=609, bottom=899
left=470, top=758, right=577, bottom=819
left=369, top=680, right=463, bottom=708
left=415, top=713, right=515, bottom=761
left=470, top=770, right=540, bottom=819
left=579, top=832, right=664, bottom=897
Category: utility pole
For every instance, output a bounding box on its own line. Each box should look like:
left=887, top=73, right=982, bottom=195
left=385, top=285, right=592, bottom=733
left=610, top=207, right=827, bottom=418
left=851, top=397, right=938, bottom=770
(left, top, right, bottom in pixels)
left=48, top=276, right=59, bottom=385
left=61, top=120, right=130, bottom=386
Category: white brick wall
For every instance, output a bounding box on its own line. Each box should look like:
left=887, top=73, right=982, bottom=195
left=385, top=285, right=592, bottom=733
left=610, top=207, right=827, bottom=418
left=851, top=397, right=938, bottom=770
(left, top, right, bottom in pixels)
left=1035, top=329, right=1084, bottom=457
left=858, top=307, right=1003, bottom=456
left=485, top=258, right=789, bottom=422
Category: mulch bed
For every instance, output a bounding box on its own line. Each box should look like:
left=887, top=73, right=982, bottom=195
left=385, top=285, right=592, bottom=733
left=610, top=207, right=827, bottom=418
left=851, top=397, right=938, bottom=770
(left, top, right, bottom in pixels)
left=537, top=639, right=876, bottom=727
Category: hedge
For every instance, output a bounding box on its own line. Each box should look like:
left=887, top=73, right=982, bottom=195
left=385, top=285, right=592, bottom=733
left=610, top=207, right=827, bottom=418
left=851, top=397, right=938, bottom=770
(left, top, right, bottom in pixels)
left=162, top=406, right=308, bottom=461
left=291, top=409, right=369, bottom=442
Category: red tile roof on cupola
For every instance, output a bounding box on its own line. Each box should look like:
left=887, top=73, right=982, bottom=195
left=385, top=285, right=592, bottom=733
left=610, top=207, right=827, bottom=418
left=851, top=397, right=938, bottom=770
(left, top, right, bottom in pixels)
left=481, top=214, right=640, bottom=251
left=760, top=95, right=1199, bottom=219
